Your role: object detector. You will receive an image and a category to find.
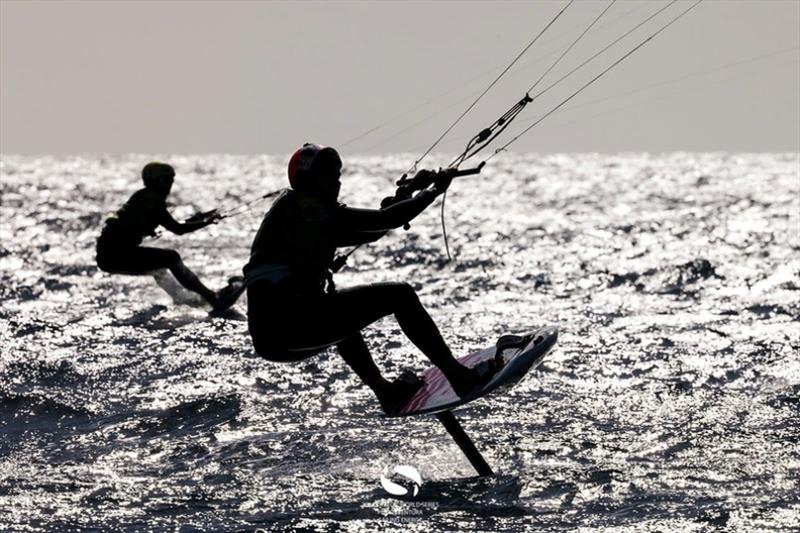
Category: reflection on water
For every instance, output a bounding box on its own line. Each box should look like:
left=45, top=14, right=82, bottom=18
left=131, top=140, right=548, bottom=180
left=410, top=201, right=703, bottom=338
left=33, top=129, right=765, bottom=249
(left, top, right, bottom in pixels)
left=1, top=153, right=798, bottom=531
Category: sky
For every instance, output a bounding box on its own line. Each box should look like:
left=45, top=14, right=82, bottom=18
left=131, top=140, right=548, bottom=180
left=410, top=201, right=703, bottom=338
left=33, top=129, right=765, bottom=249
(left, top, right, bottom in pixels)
left=1, top=0, right=798, bottom=156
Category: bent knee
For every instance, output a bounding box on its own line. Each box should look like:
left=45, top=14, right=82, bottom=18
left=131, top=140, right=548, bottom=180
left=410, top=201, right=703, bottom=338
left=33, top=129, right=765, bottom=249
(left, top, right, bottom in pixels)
left=388, top=281, right=419, bottom=304
left=95, top=256, right=111, bottom=272
left=164, top=250, right=182, bottom=266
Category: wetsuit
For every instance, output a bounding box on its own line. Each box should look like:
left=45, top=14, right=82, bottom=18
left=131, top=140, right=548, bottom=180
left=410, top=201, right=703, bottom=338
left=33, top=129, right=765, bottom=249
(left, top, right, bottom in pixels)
left=245, top=188, right=454, bottom=365
left=96, top=188, right=214, bottom=299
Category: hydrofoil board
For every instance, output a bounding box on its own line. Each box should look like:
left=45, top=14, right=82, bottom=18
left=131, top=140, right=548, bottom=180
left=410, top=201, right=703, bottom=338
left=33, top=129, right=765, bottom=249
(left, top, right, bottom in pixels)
left=390, top=325, right=558, bottom=417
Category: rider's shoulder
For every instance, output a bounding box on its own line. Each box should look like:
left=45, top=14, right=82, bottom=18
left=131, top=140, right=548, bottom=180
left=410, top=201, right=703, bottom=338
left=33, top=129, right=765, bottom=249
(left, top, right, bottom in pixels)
left=126, top=188, right=167, bottom=211
left=132, top=187, right=164, bottom=200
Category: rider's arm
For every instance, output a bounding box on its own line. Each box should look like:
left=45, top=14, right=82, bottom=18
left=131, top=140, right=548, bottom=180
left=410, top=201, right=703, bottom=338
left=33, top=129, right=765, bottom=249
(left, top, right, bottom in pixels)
left=335, top=229, right=390, bottom=247
left=333, top=170, right=451, bottom=246
left=160, top=209, right=212, bottom=235
left=335, top=189, right=440, bottom=234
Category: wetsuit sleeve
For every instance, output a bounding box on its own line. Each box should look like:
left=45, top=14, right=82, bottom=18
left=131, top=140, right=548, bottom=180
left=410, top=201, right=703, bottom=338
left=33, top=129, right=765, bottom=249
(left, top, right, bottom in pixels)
left=333, top=190, right=439, bottom=246
left=160, top=208, right=209, bottom=235
left=335, top=229, right=390, bottom=247
left=336, top=190, right=438, bottom=233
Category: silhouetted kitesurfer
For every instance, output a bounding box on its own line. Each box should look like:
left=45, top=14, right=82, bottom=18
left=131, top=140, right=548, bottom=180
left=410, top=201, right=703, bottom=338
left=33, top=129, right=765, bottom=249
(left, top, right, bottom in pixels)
left=244, top=143, right=503, bottom=414
left=96, top=162, right=239, bottom=312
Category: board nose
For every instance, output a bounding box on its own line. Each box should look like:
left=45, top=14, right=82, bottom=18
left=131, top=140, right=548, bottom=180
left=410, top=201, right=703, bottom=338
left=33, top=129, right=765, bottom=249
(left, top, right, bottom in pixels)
left=533, top=326, right=559, bottom=350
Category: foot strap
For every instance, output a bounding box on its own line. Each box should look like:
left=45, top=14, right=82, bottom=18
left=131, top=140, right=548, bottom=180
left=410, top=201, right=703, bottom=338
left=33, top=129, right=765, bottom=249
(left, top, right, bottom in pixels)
left=495, top=334, right=529, bottom=352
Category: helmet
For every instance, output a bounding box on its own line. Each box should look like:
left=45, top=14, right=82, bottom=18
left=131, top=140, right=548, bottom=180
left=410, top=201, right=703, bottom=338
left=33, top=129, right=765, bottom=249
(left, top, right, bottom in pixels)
left=142, top=162, right=175, bottom=189
left=287, top=143, right=340, bottom=189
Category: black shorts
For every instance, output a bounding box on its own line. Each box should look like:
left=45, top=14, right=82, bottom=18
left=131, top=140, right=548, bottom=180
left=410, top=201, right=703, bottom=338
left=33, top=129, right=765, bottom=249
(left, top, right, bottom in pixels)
left=96, top=240, right=179, bottom=275
left=247, top=280, right=418, bottom=362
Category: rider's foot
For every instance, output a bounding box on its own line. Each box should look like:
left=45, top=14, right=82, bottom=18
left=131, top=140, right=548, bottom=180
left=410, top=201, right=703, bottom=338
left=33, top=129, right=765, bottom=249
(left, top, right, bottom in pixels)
left=495, top=334, right=531, bottom=352
left=210, top=282, right=244, bottom=314
left=448, top=356, right=505, bottom=399
left=378, top=370, right=425, bottom=415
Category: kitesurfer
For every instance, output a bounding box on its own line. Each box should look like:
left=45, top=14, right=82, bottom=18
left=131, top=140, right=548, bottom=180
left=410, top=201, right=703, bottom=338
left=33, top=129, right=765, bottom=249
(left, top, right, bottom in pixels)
left=244, top=143, right=503, bottom=414
left=96, top=162, right=237, bottom=311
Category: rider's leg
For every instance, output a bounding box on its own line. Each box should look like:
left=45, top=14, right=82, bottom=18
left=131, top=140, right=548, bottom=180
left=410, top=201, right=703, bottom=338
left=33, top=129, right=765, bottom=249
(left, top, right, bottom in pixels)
left=247, top=281, right=485, bottom=396
left=97, top=245, right=219, bottom=306
left=281, top=282, right=479, bottom=393
left=325, top=283, right=472, bottom=378
left=336, top=333, right=393, bottom=395
left=166, top=253, right=218, bottom=305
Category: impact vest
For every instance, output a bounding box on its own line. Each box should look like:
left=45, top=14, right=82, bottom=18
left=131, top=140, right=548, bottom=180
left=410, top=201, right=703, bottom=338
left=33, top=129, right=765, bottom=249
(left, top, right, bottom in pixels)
left=98, top=188, right=168, bottom=247
left=244, top=189, right=341, bottom=289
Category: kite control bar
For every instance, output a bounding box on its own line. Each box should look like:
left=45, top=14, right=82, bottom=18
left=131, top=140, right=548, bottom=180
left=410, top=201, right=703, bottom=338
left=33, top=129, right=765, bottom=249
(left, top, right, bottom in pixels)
left=380, top=162, right=485, bottom=210
left=328, top=162, right=484, bottom=273
left=184, top=209, right=220, bottom=224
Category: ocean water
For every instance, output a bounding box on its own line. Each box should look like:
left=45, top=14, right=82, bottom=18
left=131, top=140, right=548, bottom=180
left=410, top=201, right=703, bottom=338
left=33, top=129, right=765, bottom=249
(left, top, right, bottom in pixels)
left=0, top=152, right=798, bottom=532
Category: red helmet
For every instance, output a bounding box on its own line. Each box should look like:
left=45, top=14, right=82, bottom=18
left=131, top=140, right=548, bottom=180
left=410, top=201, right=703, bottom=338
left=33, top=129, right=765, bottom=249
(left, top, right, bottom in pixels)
left=287, top=143, right=340, bottom=189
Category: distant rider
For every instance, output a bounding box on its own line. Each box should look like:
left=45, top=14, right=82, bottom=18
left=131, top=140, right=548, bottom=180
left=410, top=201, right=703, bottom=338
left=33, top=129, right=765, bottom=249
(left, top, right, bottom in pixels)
left=96, top=162, right=235, bottom=311
left=244, top=143, right=502, bottom=414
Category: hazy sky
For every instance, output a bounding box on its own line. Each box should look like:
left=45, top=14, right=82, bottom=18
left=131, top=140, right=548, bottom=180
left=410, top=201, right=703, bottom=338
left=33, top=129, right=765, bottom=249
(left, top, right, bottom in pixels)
left=1, top=0, right=798, bottom=156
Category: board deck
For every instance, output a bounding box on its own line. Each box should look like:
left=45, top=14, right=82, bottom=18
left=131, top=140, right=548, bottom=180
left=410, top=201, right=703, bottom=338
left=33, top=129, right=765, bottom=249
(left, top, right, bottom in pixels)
left=388, top=325, right=558, bottom=417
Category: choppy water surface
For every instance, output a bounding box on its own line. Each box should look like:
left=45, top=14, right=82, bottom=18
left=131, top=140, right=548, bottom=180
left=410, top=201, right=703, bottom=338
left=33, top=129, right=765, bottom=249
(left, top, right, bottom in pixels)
left=1, top=153, right=798, bottom=532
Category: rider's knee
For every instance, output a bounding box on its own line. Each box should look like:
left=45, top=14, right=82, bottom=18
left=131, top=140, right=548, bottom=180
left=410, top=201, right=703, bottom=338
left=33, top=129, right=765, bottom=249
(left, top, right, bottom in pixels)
left=394, top=281, right=420, bottom=303
left=337, top=333, right=367, bottom=354
left=165, top=250, right=182, bottom=267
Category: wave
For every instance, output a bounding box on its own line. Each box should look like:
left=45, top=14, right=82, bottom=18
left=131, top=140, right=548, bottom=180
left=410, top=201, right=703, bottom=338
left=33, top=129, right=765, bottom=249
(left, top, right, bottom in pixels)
left=0, top=392, right=92, bottom=451
left=133, top=394, right=242, bottom=440
left=0, top=358, right=84, bottom=386
left=607, top=258, right=722, bottom=295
